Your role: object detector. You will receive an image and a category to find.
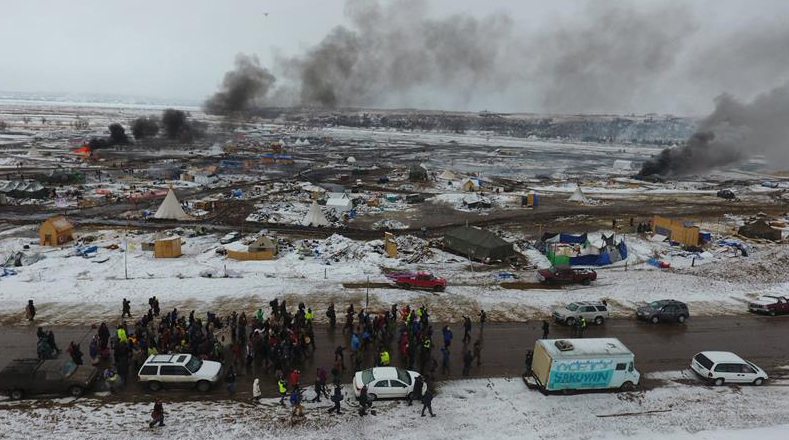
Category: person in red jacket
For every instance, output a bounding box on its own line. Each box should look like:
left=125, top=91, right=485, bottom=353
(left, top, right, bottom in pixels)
left=289, top=369, right=301, bottom=389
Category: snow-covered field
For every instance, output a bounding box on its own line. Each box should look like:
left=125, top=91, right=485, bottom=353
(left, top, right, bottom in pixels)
left=1, top=224, right=786, bottom=325
left=0, top=377, right=787, bottom=439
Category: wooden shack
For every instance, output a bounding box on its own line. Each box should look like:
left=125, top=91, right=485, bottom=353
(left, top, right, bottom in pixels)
left=227, top=236, right=278, bottom=261
left=653, top=216, right=700, bottom=247
left=39, top=216, right=74, bottom=246
left=154, top=236, right=182, bottom=258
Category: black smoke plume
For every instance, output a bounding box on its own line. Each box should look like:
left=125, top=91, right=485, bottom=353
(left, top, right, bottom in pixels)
left=204, top=54, right=276, bottom=115
left=131, top=117, right=160, bottom=139
left=639, top=81, right=789, bottom=176
left=87, top=122, right=130, bottom=149
left=108, top=123, right=129, bottom=145
left=162, top=109, right=201, bottom=140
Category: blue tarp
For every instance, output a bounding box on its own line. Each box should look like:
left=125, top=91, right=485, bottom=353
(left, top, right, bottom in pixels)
left=595, top=252, right=612, bottom=266
left=559, top=233, right=587, bottom=244
left=617, top=241, right=628, bottom=260
left=569, top=254, right=599, bottom=266
left=1, top=268, right=17, bottom=278
left=76, top=246, right=98, bottom=256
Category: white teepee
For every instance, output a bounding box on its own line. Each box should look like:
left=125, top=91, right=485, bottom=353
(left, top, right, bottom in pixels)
left=28, top=145, right=41, bottom=157
left=568, top=185, right=590, bottom=204
left=154, top=187, right=192, bottom=220
left=302, top=201, right=329, bottom=227
left=438, top=169, right=457, bottom=180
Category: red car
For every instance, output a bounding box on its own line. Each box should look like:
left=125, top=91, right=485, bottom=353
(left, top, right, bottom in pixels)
left=387, top=272, right=446, bottom=291
left=748, top=295, right=789, bottom=316
left=537, top=267, right=597, bottom=286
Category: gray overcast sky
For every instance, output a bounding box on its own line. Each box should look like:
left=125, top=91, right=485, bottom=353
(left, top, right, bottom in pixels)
left=1, top=0, right=788, bottom=115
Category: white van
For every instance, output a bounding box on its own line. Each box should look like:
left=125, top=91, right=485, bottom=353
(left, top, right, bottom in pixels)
left=527, top=338, right=640, bottom=392
left=690, top=351, right=768, bottom=386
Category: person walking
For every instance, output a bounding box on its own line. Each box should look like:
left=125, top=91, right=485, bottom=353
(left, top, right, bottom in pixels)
left=290, top=387, right=304, bottom=419
left=462, top=316, right=472, bottom=343
left=226, top=367, right=236, bottom=396
left=358, top=385, right=371, bottom=416
left=408, top=375, right=424, bottom=406
left=25, top=300, right=36, bottom=322
left=421, top=388, right=435, bottom=417
left=442, top=325, right=452, bottom=349
left=473, top=339, right=482, bottom=367
left=524, top=350, right=534, bottom=375
left=379, top=348, right=390, bottom=366
left=122, top=298, right=131, bottom=318
left=327, top=303, right=337, bottom=329
left=541, top=320, right=550, bottom=339
left=578, top=316, right=587, bottom=338
left=479, top=310, right=487, bottom=330
left=328, top=385, right=343, bottom=415
left=149, top=400, right=165, bottom=428
left=278, top=377, right=288, bottom=406
left=252, top=378, right=262, bottom=403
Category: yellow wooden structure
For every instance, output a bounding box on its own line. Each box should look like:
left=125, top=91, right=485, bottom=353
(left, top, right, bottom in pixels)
left=154, top=236, right=182, bottom=258
left=384, top=232, right=398, bottom=258
left=652, top=216, right=700, bottom=247
left=39, top=216, right=74, bottom=246
left=227, top=237, right=278, bottom=261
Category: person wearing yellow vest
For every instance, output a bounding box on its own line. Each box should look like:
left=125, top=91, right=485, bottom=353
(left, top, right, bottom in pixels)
left=305, top=308, right=314, bottom=322
left=379, top=349, right=390, bottom=366
left=278, top=379, right=287, bottom=406
left=116, top=325, right=127, bottom=344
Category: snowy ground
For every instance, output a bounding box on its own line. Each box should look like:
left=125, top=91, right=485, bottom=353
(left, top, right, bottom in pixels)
left=0, top=377, right=788, bottom=439
left=1, top=224, right=787, bottom=325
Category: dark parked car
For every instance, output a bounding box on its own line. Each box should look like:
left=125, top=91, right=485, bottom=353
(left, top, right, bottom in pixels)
left=0, top=358, right=98, bottom=400
left=636, top=300, right=689, bottom=324
left=538, top=267, right=597, bottom=286
left=748, top=295, right=789, bottom=316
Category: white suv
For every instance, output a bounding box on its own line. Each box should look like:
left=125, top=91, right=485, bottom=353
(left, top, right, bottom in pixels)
left=551, top=301, right=609, bottom=326
left=690, top=351, right=768, bottom=386
left=137, top=354, right=222, bottom=392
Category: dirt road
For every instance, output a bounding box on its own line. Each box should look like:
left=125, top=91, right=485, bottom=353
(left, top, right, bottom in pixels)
left=3, top=315, right=788, bottom=402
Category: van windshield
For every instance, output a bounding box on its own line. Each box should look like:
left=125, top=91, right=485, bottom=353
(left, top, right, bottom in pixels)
left=566, top=303, right=579, bottom=311
left=648, top=301, right=661, bottom=309
left=185, top=356, right=202, bottom=373
left=694, top=353, right=714, bottom=370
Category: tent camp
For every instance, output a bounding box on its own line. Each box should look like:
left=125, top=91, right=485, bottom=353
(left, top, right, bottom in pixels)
left=302, top=201, right=329, bottom=227
left=438, top=170, right=458, bottom=180
left=568, top=185, right=590, bottom=204
left=443, top=226, right=515, bottom=262
left=153, top=188, right=192, bottom=221
left=738, top=220, right=782, bottom=241
left=541, top=232, right=628, bottom=266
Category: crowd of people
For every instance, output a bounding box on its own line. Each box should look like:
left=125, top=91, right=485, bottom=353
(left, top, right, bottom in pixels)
left=28, top=297, right=491, bottom=424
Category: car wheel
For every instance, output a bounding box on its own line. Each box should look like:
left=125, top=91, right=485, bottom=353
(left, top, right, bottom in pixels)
left=433, top=285, right=444, bottom=292
left=368, top=393, right=377, bottom=401
left=402, top=284, right=411, bottom=290
left=677, top=315, right=687, bottom=323
left=713, top=378, right=725, bottom=386
left=651, top=316, right=659, bottom=324
left=581, top=279, right=591, bottom=286
left=9, top=389, right=23, bottom=400
left=69, top=386, right=84, bottom=397
left=594, top=316, right=604, bottom=325
left=407, top=391, right=417, bottom=400
left=565, top=317, right=575, bottom=326
left=753, top=378, right=764, bottom=386
left=196, top=380, right=211, bottom=392
left=620, top=381, right=635, bottom=392
left=148, top=381, right=162, bottom=392
left=769, top=311, right=776, bottom=317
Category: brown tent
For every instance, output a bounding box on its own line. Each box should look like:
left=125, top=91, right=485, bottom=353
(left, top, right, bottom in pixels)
left=738, top=220, right=782, bottom=241
left=39, top=216, right=74, bottom=246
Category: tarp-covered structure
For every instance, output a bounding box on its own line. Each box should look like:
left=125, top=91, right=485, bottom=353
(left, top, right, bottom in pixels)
left=738, top=220, right=782, bottom=241
left=0, top=180, right=49, bottom=199
left=540, top=232, right=628, bottom=266
left=443, top=226, right=515, bottom=262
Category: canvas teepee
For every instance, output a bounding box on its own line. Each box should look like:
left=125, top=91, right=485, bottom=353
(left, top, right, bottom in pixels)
left=568, top=185, right=590, bottom=204
left=438, top=169, right=457, bottom=180
left=154, top=187, right=192, bottom=220
left=302, top=201, right=329, bottom=227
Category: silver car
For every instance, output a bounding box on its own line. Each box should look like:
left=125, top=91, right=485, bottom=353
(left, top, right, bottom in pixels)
left=551, top=301, right=609, bottom=326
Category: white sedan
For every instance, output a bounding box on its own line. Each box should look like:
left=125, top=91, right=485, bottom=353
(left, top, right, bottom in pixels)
left=352, top=367, right=426, bottom=400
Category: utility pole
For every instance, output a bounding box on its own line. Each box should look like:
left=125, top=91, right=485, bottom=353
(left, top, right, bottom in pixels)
left=366, top=275, right=370, bottom=309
